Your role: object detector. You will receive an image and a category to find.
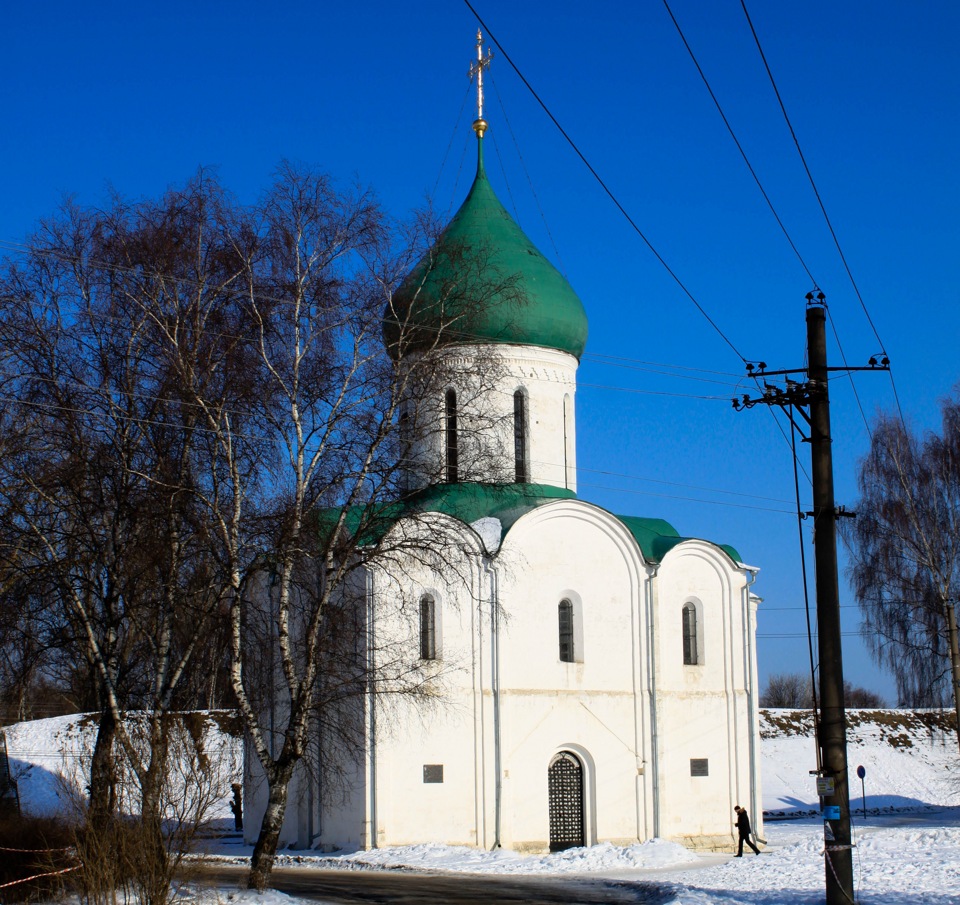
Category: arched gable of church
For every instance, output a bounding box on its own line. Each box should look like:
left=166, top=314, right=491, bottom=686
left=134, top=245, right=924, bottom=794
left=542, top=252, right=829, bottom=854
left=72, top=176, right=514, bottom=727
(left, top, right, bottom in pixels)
left=371, top=511, right=489, bottom=690
left=488, top=500, right=654, bottom=848
left=495, top=500, right=651, bottom=683
left=652, top=539, right=761, bottom=848
left=656, top=539, right=754, bottom=694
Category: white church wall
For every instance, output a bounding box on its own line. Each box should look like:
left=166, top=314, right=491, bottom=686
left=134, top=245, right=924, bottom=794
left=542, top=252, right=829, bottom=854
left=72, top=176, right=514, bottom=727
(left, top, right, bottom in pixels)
left=241, top=568, right=300, bottom=848
left=372, top=694, right=485, bottom=847
left=357, top=521, right=491, bottom=848
left=401, top=344, right=578, bottom=492
left=242, top=565, right=376, bottom=851
left=498, top=694, right=645, bottom=851
left=497, top=502, right=644, bottom=692
left=502, top=346, right=578, bottom=491
left=247, top=504, right=761, bottom=855
left=652, top=543, right=760, bottom=849
left=494, top=501, right=651, bottom=850
left=315, top=727, right=368, bottom=852
left=244, top=743, right=325, bottom=850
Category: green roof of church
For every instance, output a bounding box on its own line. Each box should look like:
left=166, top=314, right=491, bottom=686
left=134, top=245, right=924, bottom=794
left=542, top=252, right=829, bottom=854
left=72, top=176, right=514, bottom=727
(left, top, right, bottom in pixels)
left=328, top=482, right=741, bottom=565
left=402, top=481, right=575, bottom=534
left=384, top=136, right=588, bottom=360
left=616, top=514, right=742, bottom=566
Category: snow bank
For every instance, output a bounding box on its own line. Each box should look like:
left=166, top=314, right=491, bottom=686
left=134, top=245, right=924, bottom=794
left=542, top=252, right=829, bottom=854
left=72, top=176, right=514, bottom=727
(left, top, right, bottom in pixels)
left=2, top=711, right=243, bottom=822
left=760, top=708, right=959, bottom=818
left=308, top=837, right=700, bottom=874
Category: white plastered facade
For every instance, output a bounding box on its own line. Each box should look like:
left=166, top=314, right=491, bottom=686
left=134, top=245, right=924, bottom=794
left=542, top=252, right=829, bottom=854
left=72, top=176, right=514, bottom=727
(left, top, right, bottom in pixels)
left=401, top=344, right=578, bottom=493
left=244, top=341, right=764, bottom=852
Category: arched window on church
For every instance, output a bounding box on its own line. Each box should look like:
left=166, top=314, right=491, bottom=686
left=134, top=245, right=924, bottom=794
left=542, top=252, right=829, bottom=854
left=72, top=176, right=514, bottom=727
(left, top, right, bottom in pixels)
left=514, top=389, right=528, bottom=483
left=420, top=594, right=437, bottom=660
left=445, top=389, right=458, bottom=483
left=682, top=602, right=699, bottom=665
left=558, top=598, right=575, bottom=662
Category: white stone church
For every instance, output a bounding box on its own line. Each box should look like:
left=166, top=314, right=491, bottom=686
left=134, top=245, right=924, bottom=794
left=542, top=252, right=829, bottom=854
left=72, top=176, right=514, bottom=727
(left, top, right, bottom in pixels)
left=244, top=61, right=763, bottom=855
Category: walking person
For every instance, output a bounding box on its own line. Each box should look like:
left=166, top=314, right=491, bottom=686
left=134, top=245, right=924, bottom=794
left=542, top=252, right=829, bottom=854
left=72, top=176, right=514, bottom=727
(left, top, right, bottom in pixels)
left=734, top=805, right=761, bottom=856
left=230, top=783, right=243, bottom=832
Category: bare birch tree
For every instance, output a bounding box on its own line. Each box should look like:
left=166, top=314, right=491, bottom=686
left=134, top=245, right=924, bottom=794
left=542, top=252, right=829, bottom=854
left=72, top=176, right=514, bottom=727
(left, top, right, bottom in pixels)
left=0, top=162, right=522, bottom=893
left=0, top=176, right=249, bottom=904
left=849, top=399, right=960, bottom=733
left=172, top=162, right=520, bottom=888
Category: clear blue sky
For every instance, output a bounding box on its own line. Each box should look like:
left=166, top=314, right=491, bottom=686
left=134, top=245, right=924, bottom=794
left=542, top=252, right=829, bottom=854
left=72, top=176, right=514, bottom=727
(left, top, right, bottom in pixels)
left=3, top=1, right=958, bottom=706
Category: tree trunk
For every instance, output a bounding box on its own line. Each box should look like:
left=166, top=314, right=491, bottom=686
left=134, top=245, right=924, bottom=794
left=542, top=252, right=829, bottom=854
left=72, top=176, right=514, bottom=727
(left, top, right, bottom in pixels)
left=137, top=727, right=171, bottom=905
left=946, top=603, right=960, bottom=753
left=88, top=708, right=117, bottom=828
left=247, top=760, right=296, bottom=891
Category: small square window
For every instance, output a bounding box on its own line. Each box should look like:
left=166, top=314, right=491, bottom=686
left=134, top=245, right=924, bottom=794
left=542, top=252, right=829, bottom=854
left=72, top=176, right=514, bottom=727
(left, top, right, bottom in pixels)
left=423, top=764, right=444, bottom=783
left=690, top=758, right=709, bottom=777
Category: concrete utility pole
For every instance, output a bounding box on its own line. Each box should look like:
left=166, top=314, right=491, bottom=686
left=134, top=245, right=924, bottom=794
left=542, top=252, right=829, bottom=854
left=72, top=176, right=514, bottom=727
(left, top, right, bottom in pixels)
left=805, top=301, right=853, bottom=905
left=734, top=293, right=888, bottom=904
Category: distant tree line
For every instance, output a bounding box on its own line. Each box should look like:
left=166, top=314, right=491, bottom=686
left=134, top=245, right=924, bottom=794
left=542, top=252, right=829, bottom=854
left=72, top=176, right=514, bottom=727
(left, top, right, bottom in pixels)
left=760, top=673, right=885, bottom=709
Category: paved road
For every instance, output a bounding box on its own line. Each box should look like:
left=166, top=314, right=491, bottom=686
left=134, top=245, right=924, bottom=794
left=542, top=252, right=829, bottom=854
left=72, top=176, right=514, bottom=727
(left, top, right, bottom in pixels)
left=198, top=865, right=676, bottom=905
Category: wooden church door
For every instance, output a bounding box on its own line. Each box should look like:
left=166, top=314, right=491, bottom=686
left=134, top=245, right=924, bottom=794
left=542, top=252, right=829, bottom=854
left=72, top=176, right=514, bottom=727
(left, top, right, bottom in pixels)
left=548, top=751, right=584, bottom=851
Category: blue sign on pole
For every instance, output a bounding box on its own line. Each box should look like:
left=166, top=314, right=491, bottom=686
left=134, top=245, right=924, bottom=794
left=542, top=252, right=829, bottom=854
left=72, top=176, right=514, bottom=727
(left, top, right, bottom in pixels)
left=823, top=805, right=841, bottom=820
left=856, top=765, right=866, bottom=779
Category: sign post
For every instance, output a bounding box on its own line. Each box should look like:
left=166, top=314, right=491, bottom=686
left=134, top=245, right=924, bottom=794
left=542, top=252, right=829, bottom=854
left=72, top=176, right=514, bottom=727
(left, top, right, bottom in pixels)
left=857, top=765, right=866, bottom=821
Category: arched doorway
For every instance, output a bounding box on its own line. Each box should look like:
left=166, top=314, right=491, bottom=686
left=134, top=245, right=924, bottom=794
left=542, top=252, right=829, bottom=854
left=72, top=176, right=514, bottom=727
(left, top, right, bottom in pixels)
left=548, top=751, right=584, bottom=851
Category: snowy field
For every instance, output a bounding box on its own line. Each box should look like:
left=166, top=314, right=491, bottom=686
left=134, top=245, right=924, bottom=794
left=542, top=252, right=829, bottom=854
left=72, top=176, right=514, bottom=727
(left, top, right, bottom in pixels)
left=3, top=709, right=959, bottom=904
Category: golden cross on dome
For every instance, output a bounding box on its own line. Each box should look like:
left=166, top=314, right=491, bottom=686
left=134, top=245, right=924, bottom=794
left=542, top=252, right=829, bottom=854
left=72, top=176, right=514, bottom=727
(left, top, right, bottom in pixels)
left=468, top=29, right=494, bottom=136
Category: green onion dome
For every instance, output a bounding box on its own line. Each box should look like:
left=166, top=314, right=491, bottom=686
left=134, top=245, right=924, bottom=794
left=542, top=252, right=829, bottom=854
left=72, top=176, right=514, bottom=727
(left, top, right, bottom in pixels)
left=384, top=136, right=588, bottom=360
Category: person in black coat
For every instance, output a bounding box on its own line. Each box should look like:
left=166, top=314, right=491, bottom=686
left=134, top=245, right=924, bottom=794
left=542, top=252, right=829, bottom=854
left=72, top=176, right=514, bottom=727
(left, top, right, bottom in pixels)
left=734, top=805, right=761, bottom=856
left=230, top=783, right=243, bottom=831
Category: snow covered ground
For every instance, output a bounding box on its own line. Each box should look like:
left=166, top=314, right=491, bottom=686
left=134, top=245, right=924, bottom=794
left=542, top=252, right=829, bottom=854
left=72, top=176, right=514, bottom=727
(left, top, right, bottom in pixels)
left=4, top=709, right=959, bottom=903
left=2, top=711, right=242, bottom=822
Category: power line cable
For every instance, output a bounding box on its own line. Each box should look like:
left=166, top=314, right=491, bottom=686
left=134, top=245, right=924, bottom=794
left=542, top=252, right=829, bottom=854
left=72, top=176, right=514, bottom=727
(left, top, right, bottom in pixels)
left=576, top=480, right=793, bottom=515
left=737, top=0, right=914, bottom=457
left=757, top=631, right=874, bottom=639
left=2, top=234, right=754, bottom=395
left=456, top=6, right=819, bottom=506
left=487, top=124, right=522, bottom=227
left=791, top=401, right=822, bottom=769
left=0, top=237, right=744, bottom=383
left=578, top=381, right=732, bottom=402
left=3, top=378, right=798, bottom=513
left=825, top=306, right=871, bottom=434
left=662, top=0, right=884, bottom=467
left=739, top=0, right=885, bottom=355
left=462, top=0, right=747, bottom=365
left=432, top=81, right=474, bottom=207
left=585, top=358, right=745, bottom=390
left=0, top=237, right=528, bottom=351
left=739, top=1, right=953, bottom=711
left=661, top=0, right=819, bottom=290
left=562, top=463, right=795, bottom=505
left=9, top=354, right=742, bottom=423
left=584, top=353, right=743, bottom=380
left=739, top=0, right=914, bottom=452
left=487, top=67, right=569, bottom=278
left=751, top=383, right=813, bottom=488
